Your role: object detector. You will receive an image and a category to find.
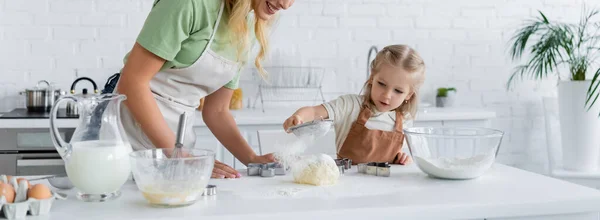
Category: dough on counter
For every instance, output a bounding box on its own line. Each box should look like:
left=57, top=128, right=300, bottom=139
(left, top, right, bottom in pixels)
left=292, top=154, right=340, bottom=186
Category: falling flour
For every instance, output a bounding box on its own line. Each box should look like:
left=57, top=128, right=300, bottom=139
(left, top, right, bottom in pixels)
left=414, top=154, right=495, bottom=179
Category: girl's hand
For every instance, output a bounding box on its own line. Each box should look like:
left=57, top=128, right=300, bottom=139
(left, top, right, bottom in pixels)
left=395, top=152, right=412, bottom=165
left=283, top=114, right=303, bottom=132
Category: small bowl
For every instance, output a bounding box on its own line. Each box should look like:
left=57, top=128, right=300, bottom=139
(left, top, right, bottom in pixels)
left=129, top=148, right=215, bottom=207
left=403, top=127, right=504, bottom=180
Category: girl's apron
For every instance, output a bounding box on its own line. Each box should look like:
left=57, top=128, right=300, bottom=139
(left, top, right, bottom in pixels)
left=337, top=106, right=406, bottom=164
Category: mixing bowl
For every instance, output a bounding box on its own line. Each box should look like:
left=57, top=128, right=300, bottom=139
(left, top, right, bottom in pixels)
left=403, top=127, right=504, bottom=180
left=129, top=148, right=214, bottom=207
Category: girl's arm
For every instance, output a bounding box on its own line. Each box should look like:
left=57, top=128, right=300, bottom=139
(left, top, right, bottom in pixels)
left=283, top=104, right=329, bottom=132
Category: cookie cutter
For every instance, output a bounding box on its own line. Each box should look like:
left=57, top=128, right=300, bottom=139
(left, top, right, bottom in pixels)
left=202, top=185, right=217, bottom=196
left=247, top=162, right=286, bottom=177
left=334, top=158, right=352, bottom=175
left=358, top=162, right=390, bottom=177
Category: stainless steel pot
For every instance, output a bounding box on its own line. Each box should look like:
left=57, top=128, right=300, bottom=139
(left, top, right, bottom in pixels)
left=19, top=80, right=65, bottom=113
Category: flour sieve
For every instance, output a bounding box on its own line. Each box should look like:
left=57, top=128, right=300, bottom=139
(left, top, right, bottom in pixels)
left=287, top=118, right=334, bottom=139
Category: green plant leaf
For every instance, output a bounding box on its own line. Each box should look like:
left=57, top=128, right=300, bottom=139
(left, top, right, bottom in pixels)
left=586, top=68, right=600, bottom=116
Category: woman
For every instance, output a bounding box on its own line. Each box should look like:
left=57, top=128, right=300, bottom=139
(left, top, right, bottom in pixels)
left=111, top=0, right=295, bottom=179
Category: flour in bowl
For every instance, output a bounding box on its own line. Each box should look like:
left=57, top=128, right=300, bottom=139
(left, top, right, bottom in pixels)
left=414, top=154, right=495, bottom=179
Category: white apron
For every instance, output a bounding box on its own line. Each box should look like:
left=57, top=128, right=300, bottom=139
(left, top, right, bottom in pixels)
left=118, top=2, right=239, bottom=151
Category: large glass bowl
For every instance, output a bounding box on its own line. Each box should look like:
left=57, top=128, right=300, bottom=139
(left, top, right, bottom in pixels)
left=129, top=148, right=214, bottom=207
left=403, top=127, right=504, bottom=180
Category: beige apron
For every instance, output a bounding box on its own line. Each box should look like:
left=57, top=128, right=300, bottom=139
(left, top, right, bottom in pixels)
left=337, top=106, right=405, bottom=164
left=118, top=2, right=239, bottom=151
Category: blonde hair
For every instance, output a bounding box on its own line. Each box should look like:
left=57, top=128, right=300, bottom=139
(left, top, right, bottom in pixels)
left=361, top=44, right=426, bottom=119
left=225, top=0, right=274, bottom=78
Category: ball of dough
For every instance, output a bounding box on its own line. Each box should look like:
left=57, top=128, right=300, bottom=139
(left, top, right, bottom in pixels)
left=292, top=154, right=340, bottom=186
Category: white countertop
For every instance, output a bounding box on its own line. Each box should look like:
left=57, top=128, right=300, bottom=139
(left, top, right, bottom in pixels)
left=23, top=163, right=600, bottom=220
left=0, top=107, right=496, bottom=129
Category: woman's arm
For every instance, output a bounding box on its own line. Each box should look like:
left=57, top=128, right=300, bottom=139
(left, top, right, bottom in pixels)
left=202, top=87, right=275, bottom=166
left=117, top=43, right=176, bottom=149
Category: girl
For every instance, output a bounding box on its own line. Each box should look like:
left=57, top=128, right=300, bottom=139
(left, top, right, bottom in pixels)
left=283, top=45, right=426, bottom=165
left=112, top=0, right=296, bottom=179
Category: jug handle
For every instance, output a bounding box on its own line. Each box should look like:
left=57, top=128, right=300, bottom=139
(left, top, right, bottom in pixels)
left=50, top=95, right=76, bottom=159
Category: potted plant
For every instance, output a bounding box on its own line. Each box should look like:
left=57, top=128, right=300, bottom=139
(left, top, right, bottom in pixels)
left=507, top=7, right=600, bottom=172
left=436, top=87, right=456, bottom=107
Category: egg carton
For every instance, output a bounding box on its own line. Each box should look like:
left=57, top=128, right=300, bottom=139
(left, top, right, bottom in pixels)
left=0, top=176, right=66, bottom=220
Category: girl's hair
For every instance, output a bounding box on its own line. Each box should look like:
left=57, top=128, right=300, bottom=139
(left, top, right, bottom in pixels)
left=361, top=44, right=426, bottom=119
left=225, top=0, right=275, bottom=78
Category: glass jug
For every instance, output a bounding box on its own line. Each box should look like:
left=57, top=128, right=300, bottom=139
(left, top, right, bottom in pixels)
left=50, top=93, right=132, bottom=202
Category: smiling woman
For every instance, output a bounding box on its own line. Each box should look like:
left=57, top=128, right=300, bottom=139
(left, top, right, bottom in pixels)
left=99, top=0, right=295, bottom=179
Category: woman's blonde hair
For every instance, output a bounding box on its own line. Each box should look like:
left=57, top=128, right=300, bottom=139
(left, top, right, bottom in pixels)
left=361, top=44, right=426, bottom=119
left=225, top=0, right=274, bottom=78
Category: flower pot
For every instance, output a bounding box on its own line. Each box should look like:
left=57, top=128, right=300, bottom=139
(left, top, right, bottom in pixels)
left=558, top=80, right=600, bottom=172
left=436, top=91, right=456, bottom=108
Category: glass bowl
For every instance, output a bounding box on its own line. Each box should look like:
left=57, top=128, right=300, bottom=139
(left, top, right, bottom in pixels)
left=403, top=127, right=504, bottom=180
left=129, top=148, right=215, bottom=207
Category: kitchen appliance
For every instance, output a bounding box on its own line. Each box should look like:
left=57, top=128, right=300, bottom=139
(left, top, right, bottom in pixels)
left=0, top=108, right=76, bottom=176
left=19, top=80, right=65, bottom=113
left=50, top=93, right=131, bottom=202
left=66, top=77, right=99, bottom=116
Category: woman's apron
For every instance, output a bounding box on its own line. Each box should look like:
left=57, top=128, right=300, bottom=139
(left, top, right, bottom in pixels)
left=117, top=2, right=239, bottom=151
left=337, top=106, right=406, bottom=164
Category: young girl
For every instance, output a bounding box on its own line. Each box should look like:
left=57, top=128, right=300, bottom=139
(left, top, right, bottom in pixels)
left=283, top=44, right=426, bottom=165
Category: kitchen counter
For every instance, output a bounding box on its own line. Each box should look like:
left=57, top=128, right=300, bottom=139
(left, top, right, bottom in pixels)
left=0, top=107, right=496, bottom=129
left=22, top=163, right=600, bottom=220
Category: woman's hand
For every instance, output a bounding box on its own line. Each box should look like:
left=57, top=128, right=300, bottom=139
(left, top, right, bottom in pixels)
left=249, top=153, right=276, bottom=164
left=395, top=152, right=412, bottom=165
left=211, top=160, right=241, bottom=179
left=283, top=115, right=303, bottom=132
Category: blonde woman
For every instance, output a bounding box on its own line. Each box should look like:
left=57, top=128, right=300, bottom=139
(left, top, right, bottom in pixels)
left=108, top=0, right=295, bottom=179
left=283, top=45, right=426, bottom=165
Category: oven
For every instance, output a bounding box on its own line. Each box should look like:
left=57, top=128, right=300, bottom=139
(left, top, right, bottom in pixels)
left=0, top=127, right=75, bottom=176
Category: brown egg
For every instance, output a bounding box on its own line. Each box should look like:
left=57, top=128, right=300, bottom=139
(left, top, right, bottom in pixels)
left=28, top=184, right=52, bottom=200
left=0, top=182, right=15, bottom=203
left=16, top=178, right=30, bottom=189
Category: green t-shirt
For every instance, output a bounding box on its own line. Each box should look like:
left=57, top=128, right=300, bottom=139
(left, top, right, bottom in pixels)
left=123, top=0, right=252, bottom=89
